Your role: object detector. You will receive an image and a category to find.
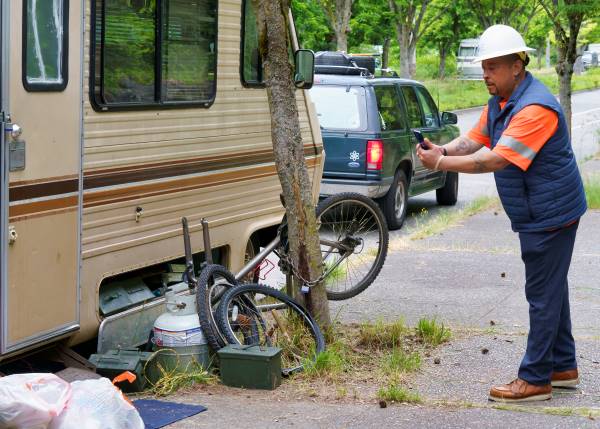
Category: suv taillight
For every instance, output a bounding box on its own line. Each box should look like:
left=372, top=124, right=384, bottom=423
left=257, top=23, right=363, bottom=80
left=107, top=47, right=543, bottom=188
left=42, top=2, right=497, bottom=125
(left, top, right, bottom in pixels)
left=367, top=140, right=383, bottom=170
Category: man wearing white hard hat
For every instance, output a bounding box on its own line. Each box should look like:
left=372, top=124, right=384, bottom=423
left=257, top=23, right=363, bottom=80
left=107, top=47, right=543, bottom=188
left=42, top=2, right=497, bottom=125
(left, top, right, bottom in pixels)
left=417, top=24, right=586, bottom=402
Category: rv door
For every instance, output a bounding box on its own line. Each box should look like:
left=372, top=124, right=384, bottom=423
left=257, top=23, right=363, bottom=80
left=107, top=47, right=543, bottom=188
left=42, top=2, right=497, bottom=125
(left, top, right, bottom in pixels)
left=1, top=0, right=82, bottom=355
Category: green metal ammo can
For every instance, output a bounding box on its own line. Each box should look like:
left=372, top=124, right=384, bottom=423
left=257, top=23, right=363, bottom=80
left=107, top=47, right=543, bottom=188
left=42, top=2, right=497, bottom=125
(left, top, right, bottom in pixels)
left=217, top=345, right=282, bottom=390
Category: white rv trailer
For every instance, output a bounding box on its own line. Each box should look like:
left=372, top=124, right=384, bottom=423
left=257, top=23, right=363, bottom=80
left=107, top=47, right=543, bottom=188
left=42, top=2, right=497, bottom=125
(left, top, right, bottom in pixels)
left=456, top=38, right=483, bottom=80
left=0, top=0, right=323, bottom=360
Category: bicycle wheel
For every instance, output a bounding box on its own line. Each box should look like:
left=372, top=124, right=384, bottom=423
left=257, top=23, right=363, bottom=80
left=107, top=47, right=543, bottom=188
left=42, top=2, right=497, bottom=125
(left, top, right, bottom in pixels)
left=215, top=283, right=326, bottom=375
left=316, top=192, right=388, bottom=300
left=195, top=264, right=238, bottom=351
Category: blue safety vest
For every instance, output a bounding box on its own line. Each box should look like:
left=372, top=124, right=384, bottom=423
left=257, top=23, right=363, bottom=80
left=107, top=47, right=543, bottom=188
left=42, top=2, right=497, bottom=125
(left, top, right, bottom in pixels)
left=488, top=72, right=587, bottom=232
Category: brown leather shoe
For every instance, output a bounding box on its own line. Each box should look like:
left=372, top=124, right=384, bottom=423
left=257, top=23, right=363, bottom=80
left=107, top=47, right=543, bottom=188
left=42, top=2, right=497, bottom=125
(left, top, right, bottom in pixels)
left=551, top=368, right=579, bottom=388
left=489, top=378, right=552, bottom=403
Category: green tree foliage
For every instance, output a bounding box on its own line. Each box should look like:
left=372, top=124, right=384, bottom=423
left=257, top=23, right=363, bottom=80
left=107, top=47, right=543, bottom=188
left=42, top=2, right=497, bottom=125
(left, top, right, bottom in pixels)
left=292, top=0, right=334, bottom=51
left=316, top=0, right=355, bottom=51
left=525, top=12, right=553, bottom=69
left=538, top=0, right=598, bottom=132
left=348, top=0, right=394, bottom=66
left=418, top=0, right=479, bottom=78
left=466, top=0, right=542, bottom=35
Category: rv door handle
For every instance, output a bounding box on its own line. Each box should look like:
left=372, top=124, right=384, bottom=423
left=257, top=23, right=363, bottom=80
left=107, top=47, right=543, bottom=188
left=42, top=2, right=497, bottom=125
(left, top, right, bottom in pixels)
left=5, top=123, right=22, bottom=139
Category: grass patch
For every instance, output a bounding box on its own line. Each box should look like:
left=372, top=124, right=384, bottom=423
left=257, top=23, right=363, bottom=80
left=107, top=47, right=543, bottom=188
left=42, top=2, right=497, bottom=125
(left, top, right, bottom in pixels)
left=382, top=348, right=421, bottom=375
left=584, top=175, right=600, bottom=209
left=491, top=404, right=600, bottom=419
left=377, top=384, right=422, bottom=403
left=303, top=346, right=348, bottom=379
left=358, top=318, right=409, bottom=348
left=423, top=68, right=600, bottom=112
left=149, top=361, right=216, bottom=396
left=416, top=318, right=451, bottom=346
left=410, top=196, right=499, bottom=241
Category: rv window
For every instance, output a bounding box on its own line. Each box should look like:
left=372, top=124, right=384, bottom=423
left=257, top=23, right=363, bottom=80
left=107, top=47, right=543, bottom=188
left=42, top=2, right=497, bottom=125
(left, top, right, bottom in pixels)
left=91, top=0, right=217, bottom=109
left=241, top=0, right=294, bottom=86
left=458, top=46, right=477, bottom=58
left=242, top=0, right=262, bottom=85
left=23, top=0, right=68, bottom=91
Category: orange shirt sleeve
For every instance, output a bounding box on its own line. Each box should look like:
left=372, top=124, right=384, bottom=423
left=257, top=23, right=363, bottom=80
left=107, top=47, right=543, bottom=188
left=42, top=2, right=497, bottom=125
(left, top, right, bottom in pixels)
left=467, top=105, right=491, bottom=148
left=492, top=105, right=558, bottom=171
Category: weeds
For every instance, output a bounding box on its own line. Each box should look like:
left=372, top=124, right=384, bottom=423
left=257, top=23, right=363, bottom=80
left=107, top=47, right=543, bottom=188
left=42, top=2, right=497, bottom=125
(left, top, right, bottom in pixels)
left=410, top=196, right=499, bottom=240
left=358, top=318, right=409, bottom=348
left=584, top=174, right=600, bottom=209
left=416, top=318, right=451, bottom=346
left=377, top=384, right=422, bottom=403
left=382, top=348, right=422, bottom=375
left=303, top=347, right=347, bottom=379
left=149, top=361, right=216, bottom=396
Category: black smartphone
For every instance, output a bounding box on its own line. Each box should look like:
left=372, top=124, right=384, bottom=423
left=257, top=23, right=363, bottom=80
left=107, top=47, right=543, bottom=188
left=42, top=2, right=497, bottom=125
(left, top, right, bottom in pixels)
left=412, top=130, right=428, bottom=150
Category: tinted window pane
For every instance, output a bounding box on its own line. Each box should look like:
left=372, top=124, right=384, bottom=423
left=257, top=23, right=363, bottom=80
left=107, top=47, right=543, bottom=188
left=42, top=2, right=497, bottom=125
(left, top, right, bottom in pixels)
left=162, top=0, right=217, bottom=102
left=92, top=0, right=218, bottom=107
left=374, top=86, right=405, bottom=131
left=25, top=0, right=65, bottom=86
left=103, top=0, right=155, bottom=103
left=242, top=0, right=262, bottom=84
left=310, top=85, right=367, bottom=131
left=415, top=87, right=439, bottom=128
left=400, top=86, right=423, bottom=129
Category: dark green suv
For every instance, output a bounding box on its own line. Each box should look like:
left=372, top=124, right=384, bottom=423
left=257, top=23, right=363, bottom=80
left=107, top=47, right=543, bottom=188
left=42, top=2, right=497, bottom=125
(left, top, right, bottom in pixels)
left=310, top=73, right=460, bottom=229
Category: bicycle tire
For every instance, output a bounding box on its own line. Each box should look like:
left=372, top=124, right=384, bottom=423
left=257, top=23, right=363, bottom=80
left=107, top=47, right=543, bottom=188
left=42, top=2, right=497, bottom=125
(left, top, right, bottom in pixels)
left=316, top=192, right=389, bottom=300
left=215, top=283, right=326, bottom=375
left=195, top=264, right=238, bottom=351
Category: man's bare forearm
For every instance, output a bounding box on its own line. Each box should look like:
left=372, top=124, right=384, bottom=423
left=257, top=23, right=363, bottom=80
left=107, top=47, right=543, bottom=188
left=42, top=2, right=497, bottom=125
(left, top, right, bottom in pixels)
left=439, top=150, right=510, bottom=174
left=443, top=136, right=483, bottom=156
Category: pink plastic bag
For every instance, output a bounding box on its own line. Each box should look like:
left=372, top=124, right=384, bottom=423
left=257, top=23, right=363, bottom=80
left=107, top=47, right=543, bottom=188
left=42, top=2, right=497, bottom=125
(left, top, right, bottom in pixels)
left=0, top=373, right=72, bottom=429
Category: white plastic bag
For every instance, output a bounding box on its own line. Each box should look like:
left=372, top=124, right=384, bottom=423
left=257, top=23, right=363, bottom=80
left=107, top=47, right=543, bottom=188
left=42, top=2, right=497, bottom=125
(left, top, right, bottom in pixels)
left=48, top=378, right=144, bottom=429
left=0, top=373, right=72, bottom=429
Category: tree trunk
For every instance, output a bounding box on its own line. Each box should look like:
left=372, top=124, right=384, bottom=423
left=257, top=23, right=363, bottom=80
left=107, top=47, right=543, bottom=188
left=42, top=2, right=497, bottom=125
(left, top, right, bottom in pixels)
left=409, top=46, right=417, bottom=78
left=335, top=29, right=348, bottom=52
left=382, top=36, right=390, bottom=70
left=545, top=38, right=551, bottom=68
left=438, top=43, right=447, bottom=79
left=556, top=56, right=573, bottom=134
left=398, top=40, right=411, bottom=78
left=536, top=47, right=542, bottom=70
left=253, top=0, right=331, bottom=327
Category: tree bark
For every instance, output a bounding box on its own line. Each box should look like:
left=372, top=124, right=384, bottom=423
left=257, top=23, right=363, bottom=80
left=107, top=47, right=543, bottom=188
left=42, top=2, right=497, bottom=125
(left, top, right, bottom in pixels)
left=388, top=0, right=429, bottom=79
left=320, top=0, right=353, bottom=52
left=382, top=36, right=390, bottom=70
left=438, top=43, right=447, bottom=79
left=253, top=0, right=331, bottom=327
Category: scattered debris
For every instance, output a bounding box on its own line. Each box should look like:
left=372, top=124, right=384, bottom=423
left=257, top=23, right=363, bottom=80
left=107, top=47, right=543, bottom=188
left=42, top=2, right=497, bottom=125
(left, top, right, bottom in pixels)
left=494, top=211, right=499, bottom=216
left=505, top=339, right=514, bottom=344
left=433, top=357, right=441, bottom=365
left=379, top=400, right=388, bottom=408
left=481, top=348, right=489, bottom=355
left=489, top=320, right=496, bottom=326
left=500, top=272, right=506, bottom=278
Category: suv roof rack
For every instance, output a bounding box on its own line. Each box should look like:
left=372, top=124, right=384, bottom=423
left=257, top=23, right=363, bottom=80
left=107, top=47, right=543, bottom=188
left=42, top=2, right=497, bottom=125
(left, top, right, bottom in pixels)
left=314, top=51, right=375, bottom=77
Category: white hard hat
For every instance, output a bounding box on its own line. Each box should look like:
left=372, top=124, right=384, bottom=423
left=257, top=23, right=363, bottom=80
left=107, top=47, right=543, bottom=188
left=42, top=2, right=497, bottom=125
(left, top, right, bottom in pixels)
left=472, top=24, right=535, bottom=63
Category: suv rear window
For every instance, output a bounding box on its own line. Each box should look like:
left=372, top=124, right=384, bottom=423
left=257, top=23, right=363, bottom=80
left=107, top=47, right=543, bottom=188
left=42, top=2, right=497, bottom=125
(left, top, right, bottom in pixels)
left=310, top=85, right=367, bottom=131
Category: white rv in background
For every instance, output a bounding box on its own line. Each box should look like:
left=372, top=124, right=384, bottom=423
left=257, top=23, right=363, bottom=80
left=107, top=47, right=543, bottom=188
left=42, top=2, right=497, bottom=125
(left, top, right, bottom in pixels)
left=457, top=39, right=483, bottom=80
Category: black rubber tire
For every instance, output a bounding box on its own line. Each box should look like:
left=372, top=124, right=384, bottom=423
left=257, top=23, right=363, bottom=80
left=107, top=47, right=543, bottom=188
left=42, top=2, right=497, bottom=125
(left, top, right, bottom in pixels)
left=215, top=283, right=326, bottom=375
left=195, top=264, right=237, bottom=351
left=436, top=171, right=459, bottom=206
left=316, top=192, right=389, bottom=301
left=381, top=169, right=409, bottom=230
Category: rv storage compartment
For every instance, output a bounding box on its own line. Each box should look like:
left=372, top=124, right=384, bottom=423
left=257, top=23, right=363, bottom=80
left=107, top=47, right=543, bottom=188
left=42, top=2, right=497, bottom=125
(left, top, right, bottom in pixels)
left=99, top=277, right=155, bottom=315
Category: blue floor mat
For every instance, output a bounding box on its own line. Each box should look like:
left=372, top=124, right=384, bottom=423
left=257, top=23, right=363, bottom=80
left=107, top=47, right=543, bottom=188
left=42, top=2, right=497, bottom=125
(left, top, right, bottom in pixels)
left=133, top=399, right=207, bottom=429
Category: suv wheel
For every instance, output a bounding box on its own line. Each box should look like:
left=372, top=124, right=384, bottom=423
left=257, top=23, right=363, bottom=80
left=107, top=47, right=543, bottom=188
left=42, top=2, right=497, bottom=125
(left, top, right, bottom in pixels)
left=436, top=171, right=459, bottom=206
left=382, top=169, right=408, bottom=230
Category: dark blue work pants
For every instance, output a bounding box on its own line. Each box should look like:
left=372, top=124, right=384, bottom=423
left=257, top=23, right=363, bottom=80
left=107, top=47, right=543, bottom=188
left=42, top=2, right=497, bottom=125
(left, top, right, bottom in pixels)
left=517, top=221, right=579, bottom=385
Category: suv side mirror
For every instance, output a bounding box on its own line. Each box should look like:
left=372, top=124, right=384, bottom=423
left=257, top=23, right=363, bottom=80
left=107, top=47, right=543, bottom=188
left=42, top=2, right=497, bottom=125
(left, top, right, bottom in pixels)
left=294, top=49, right=315, bottom=89
left=441, top=111, right=457, bottom=125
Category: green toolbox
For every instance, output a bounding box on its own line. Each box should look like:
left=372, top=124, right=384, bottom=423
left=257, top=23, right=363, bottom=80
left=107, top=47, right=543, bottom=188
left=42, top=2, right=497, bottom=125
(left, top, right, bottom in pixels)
left=89, top=349, right=154, bottom=392
left=217, top=345, right=282, bottom=390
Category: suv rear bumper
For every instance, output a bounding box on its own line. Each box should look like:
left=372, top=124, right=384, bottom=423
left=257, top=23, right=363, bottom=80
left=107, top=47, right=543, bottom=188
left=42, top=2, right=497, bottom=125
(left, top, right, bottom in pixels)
left=319, top=177, right=393, bottom=198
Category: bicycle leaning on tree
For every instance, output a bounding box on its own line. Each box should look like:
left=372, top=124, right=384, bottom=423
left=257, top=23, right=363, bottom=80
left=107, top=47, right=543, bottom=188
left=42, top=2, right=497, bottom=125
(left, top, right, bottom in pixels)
left=180, top=192, right=389, bottom=375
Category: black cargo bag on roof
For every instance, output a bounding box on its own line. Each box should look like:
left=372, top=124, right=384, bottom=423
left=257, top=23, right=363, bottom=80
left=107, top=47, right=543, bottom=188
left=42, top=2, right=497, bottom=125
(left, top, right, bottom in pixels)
left=315, top=51, right=373, bottom=75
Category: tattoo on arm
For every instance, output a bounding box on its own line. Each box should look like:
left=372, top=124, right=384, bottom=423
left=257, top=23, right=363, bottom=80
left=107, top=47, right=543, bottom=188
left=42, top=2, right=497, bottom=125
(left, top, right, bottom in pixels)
left=473, top=153, right=487, bottom=173
left=449, top=137, right=481, bottom=156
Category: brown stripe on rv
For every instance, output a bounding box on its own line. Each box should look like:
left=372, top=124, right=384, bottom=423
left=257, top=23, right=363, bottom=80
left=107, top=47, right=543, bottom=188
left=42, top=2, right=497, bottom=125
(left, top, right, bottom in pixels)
left=9, top=196, right=79, bottom=221
left=8, top=146, right=322, bottom=203
left=83, top=146, right=321, bottom=190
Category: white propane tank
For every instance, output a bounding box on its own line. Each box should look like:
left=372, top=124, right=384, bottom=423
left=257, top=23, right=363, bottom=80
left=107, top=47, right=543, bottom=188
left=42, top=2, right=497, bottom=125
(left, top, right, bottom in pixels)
left=151, top=288, right=211, bottom=373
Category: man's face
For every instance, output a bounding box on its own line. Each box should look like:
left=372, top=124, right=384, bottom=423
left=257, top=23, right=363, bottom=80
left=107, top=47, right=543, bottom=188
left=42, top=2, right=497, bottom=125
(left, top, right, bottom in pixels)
left=481, top=56, right=521, bottom=99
